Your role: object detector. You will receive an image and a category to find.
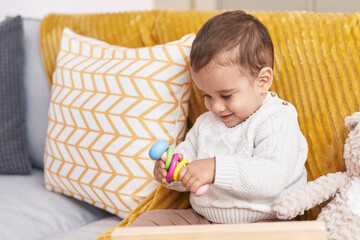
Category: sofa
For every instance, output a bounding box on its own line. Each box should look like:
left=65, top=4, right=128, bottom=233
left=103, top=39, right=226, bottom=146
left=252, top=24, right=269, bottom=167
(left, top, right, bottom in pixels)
left=0, top=17, right=122, bottom=240
left=1, top=9, right=359, bottom=240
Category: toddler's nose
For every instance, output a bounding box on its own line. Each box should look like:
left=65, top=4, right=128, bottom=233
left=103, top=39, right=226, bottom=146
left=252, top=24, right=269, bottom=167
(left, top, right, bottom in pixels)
left=210, top=99, right=226, bottom=113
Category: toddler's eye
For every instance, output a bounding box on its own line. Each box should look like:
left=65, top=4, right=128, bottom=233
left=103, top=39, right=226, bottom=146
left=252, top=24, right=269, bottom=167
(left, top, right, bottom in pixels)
left=221, top=94, right=232, bottom=99
left=202, top=93, right=211, bottom=98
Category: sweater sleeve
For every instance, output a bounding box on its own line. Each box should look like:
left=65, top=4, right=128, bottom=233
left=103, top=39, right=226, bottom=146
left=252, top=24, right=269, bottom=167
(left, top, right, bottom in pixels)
left=164, top=112, right=206, bottom=192
left=173, top=113, right=207, bottom=161
left=213, top=108, right=308, bottom=200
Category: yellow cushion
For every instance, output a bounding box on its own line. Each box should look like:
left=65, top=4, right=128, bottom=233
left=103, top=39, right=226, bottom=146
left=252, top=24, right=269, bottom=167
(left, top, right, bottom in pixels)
left=44, top=28, right=194, bottom=218
left=40, top=11, right=160, bottom=86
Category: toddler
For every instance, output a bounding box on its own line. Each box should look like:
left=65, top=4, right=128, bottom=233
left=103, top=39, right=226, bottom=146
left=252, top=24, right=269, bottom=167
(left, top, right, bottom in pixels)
left=132, top=10, right=308, bottom=226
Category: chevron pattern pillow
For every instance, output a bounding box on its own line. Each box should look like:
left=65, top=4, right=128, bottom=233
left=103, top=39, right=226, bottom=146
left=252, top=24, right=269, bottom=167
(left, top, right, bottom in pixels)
left=44, top=28, right=194, bottom=218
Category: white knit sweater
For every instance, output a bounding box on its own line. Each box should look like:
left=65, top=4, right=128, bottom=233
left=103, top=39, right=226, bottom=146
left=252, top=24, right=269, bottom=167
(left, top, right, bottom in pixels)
left=168, top=91, right=308, bottom=223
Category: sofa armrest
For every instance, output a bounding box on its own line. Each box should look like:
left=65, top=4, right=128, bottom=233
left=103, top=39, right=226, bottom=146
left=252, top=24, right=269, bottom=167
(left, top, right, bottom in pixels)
left=111, top=221, right=325, bottom=240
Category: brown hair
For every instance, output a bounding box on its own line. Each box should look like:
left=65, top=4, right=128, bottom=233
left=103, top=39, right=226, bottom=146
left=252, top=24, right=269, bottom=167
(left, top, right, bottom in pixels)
left=190, top=10, right=274, bottom=78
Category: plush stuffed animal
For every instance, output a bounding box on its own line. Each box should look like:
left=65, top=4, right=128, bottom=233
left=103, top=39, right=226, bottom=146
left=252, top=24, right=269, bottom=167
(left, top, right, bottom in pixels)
left=272, top=112, right=360, bottom=240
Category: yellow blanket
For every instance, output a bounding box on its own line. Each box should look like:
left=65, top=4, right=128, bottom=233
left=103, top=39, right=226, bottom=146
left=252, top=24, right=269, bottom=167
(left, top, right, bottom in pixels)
left=39, top=10, right=360, bottom=239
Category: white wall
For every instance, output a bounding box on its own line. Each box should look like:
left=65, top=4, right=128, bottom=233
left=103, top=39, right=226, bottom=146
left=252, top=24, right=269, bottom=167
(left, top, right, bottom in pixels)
left=316, top=0, right=360, bottom=12
left=3, top=0, right=357, bottom=22
left=0, top=0, right=154, bottom=21
left=0, top=0, right=219, bottom=21
left=218, top=0, right=313, bottom=12
left=154, top=0, right=217, bottom=11
left=218, top=0, right=360, bottom=12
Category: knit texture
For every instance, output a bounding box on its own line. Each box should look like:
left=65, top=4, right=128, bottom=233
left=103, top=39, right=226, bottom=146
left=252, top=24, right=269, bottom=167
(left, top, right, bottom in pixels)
left=168, top=92, right=307, bottom=224
left=0, top=16, right=31, bottom=174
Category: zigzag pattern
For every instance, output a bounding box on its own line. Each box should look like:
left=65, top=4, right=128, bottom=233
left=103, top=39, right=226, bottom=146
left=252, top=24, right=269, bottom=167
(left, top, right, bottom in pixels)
left=44, top=28, right=194, bottom=217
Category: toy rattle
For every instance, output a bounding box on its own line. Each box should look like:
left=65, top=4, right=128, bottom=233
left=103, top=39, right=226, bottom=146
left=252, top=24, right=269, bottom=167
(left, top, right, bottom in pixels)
left=149, top=140, right=210, bottom=197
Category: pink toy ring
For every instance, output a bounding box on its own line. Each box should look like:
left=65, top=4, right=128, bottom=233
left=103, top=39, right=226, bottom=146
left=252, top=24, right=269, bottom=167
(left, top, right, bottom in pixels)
left=166, top=153, right=179, bottom=181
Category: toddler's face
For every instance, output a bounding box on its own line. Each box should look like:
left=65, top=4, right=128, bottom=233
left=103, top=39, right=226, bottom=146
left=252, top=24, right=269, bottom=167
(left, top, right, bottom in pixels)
left=191, top=62, right=266, bottom=128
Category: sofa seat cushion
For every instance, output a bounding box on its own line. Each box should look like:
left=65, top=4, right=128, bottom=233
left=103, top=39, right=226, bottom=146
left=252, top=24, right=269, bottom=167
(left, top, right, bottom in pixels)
left=0, top=168, right=111, bottom=240
left=48, top=216, right=121, bottom=240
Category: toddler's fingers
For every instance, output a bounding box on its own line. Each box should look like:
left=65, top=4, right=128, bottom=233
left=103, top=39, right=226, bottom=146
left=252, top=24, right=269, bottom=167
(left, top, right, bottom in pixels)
left=157, top=168, right=168, bottom=185
left=159, top=152, right=167, bottom=162
left=160, top=168, right=167, bottom=178
left=161, top=177, right=169, bottom=186
left=176, top=165, right=187, bottom=182
left=154, top=162, right=164, bottom=176
left=153, top=160, right=169, bottom=185
left=189, top=181, right=202, bottom=194
left=154, top=169, right=168, bottom=185
left=158, top=160, right=165, bottom=169
left=185, top=177, right=196, bottom=192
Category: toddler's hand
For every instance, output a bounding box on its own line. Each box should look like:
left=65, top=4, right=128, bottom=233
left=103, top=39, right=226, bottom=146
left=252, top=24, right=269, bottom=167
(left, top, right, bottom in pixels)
left=177, top=157, right=215, bottom=194
left=153, top=152, right=169, bottom=185
left=153, top=151, right=184, bottom=185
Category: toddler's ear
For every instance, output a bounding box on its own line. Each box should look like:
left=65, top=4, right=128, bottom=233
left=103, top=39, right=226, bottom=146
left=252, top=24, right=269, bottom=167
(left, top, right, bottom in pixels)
left=257, top=67, right=273, bottom=94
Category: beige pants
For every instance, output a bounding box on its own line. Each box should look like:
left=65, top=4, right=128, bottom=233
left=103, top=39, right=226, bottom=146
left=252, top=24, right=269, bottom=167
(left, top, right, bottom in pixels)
left=130, top=209, right=213, bottom=227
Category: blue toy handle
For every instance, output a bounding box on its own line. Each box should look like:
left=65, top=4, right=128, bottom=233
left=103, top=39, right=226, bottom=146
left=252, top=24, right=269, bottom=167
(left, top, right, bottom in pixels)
left=149, top=140, right=169, bottom=160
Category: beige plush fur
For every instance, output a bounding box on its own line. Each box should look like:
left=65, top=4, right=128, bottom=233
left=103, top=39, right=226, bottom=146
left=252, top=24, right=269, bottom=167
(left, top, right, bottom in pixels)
left=272, top=112, right=360, bottom=240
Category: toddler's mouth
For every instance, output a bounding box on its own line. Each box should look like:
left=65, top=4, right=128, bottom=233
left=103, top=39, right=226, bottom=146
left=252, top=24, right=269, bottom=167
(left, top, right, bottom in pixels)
left=220, top=113, right=233, bottom=121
